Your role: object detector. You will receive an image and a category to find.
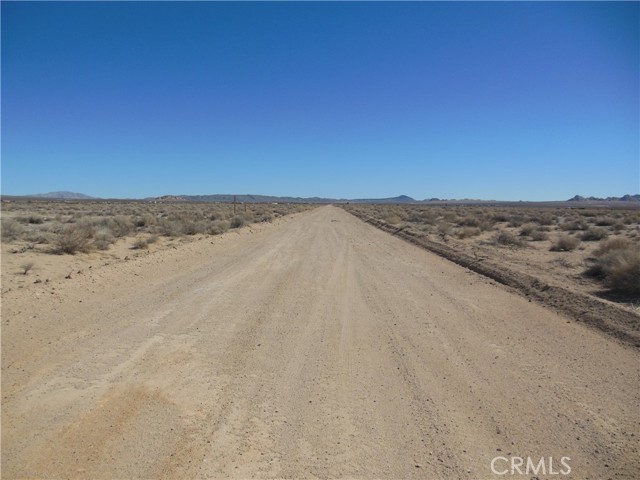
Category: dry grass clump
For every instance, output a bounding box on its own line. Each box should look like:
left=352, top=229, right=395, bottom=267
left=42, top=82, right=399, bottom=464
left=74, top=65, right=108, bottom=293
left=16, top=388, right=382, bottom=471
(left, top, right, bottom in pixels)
left=20, top=261, right=34, bottom=275
left=132, top=238, right=150, bottom=250
left=2, top=218, right=24, bottom=241
left=519, top=223, right=537, bottom=236
left=93, top=229, right=115, bottom=250
left=15, top=214, right=45, bottom=224
left=207, top=220, right=229, bottom=235
left=382, top=213, right=403, bottom=225
left=230, top=215, right=247, bottom=229
left=494, top=231, right=525, bottom=247
left=585, top=238, right=640, bottom=295
left=580, top=227, right=608, bottom=242
left=550, top=234, right=580, bottom=252
left=560, top=219, right=588, bottom=231
left=530, top=230, right=549, bottom=241
left=457, top=227, right=481, bottom=239
left=54, top=224, right=94, bottom=254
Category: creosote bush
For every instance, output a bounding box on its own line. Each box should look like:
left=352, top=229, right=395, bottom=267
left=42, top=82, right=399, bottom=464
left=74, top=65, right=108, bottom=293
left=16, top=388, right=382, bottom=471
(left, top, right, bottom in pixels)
left=1, top=218, right=24, bottom=241
left=54, top=224, right=94, bottom=254
left=230, top=215, right=246, bottom=229
left=495, top=231, right=525, bottom=247
left=580, top=227, right=608, bottom=242
left=585, top=240, right=640, bottom=295
left=550, top=235, right=580, bottom=252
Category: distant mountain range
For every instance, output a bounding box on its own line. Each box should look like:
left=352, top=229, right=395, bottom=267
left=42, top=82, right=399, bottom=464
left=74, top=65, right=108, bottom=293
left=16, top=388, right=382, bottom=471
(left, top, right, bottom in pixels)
left=568, top=194, right=640, bottom=202
left=26, top=191, right=95, bottom=199
left=168, top=194, right=418, bottom=204
left=6, top=191, right=640, bottom=204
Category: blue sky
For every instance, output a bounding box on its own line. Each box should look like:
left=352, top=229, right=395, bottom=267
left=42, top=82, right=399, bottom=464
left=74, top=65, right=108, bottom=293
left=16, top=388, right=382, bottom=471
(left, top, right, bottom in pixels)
left=2, top=2, right=638, bottom=200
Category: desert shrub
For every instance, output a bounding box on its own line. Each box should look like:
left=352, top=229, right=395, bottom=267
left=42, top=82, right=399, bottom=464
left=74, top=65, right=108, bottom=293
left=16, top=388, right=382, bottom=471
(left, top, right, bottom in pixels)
left=132, top=238, right=149, bottom=249
left=560, top=219, right=588, bottom=231
left=550, top=235, right=580, bottom=252
left=530, top=230, right=549, bottom=241
left=25, top=230, right=53, bottom=244
left=593, top=237, right=631, bottom=257
left=93, top=229, right=115, bottom=250
left=21, top=261, right=35, bottom=275
left=158, top=219, right=184, bottom=237
left=382, top=214, right=402, bottom=225
left=458, top=216, right=481, bottom=228
left=16, top=214, right=45, bottom=224
left=1, top=218, right=24, bottom=241
left=585, top=245, right=640, bottom=295
left=532, top=213, right=555, bottom=226
left=457, top=227, right=481, bottom=239
left=491, top=213, right=509, bottom=223
left=580, top=227, right=608, bottom=242
left=107, top=215, right=134, bottom=237
left=230, top=215, right=246, bottom=229
left=183, top=220, right=207, bottom=235
left=610, top=221, right=624, bottom=232
left=257, top=214, right=273, bottom=223
left=208, top=220, right=230, bottom=235
left=603, top=248, right=640, bottom=295
left=595, top=217, right=615, bottom=227
left=508, top=216, right=528, bottom=228
left=519, top=223, right=537, bottom=236
left=437, top=222, right=453, bottom=236
left=134, top=214, right=157, bottom=228
left=495, top=231, right=525, bottom=247
left=54, top=224, right=94, bottom=254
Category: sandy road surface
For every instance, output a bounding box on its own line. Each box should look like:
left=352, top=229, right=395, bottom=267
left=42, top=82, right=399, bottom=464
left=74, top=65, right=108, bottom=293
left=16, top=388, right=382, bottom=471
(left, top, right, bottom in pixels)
left=2, top=206, right=639, bottom=479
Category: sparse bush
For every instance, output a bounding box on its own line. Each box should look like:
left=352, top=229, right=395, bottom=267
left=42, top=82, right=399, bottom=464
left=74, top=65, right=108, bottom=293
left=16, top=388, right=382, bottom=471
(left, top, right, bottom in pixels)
left=550, top=235, right=580, bottom=252
left=382, top=214, right=402, bottom=225
left=183, top=220, right=207, bottom=235
left=593, top=237, right=631, bottom=257
left=25, top=231, right=53, bottom=245
left=530, top=230, right=549, bottom=241
left=580, top=227, right=608, bottom=241
left=508, top=216, right=528, bottom=228
left=457, top=227, right=481, bottom=239
left=132, top=238, right=149, bottom=249
left=108, top=215, right=134, bottom=237
left=54, top=224, right=94, bottom=254
left=533, top=213, right=555, bottom=226
left=21, top=261, right=34, bottom=275
left=594, top=217, right=615, bottom=227
left=208, top=220, right=230, bottom=235
left=560, top=219, right=588, bottom=231
left=491, top=213, right=509, bottom=223
left=437, top=222, right=453, bottom=236
left=604, top=248, right=640, bottom=295
left=158, top=219, right=184, bottom=237
left=495, top=231, right=525, bottom=247
left=93, top=229, right=115, bottom=250
left=230, top=215, right=246, bottom=229
left=519, top=223, right=537, bottom=236
left=17, top=214, right=45, bottom=224
left=1, top=218, right=24, bottom=241
left=585, top=245, right=640, bottom=295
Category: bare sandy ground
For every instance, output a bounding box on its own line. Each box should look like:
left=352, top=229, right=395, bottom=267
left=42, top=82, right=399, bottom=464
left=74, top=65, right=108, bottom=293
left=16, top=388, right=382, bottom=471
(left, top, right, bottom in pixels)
left=2, top=206, right=638, bottom=479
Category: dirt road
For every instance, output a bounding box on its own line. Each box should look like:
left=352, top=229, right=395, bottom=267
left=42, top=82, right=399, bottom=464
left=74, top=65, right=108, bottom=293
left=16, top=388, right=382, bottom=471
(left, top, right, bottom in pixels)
left=2, top=206, right=638, bottom=479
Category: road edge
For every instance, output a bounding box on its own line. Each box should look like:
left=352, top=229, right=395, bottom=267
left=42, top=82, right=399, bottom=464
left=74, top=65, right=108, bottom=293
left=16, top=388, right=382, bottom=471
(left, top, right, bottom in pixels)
left=344, top=209, right=640, bottom=349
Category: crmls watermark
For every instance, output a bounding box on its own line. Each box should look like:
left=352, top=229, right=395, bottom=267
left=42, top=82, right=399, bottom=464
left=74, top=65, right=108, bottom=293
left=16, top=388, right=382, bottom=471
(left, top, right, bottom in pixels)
left=491, top=456, right=571, bottom=476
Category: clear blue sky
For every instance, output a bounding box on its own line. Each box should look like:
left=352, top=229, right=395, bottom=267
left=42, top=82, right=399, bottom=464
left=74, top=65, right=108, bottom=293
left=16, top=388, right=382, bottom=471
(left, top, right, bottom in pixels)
left=2, top=2, right=638, bottom=200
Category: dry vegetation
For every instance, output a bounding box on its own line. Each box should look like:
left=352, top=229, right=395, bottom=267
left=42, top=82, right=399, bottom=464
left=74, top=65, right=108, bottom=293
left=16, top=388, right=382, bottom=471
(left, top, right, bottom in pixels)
left=1, top=200, right=314, bottom=288
left=343, top=204, right=640, bottom=301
